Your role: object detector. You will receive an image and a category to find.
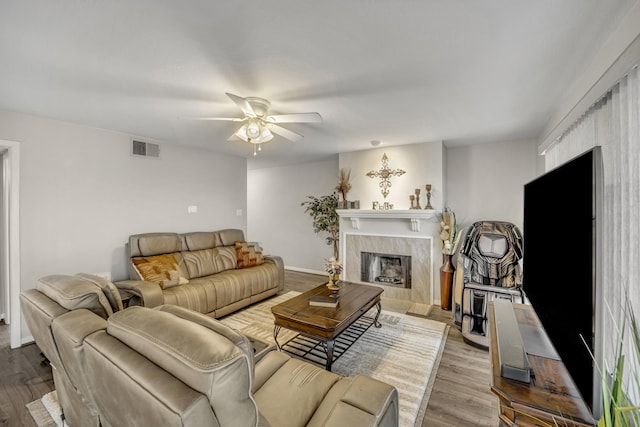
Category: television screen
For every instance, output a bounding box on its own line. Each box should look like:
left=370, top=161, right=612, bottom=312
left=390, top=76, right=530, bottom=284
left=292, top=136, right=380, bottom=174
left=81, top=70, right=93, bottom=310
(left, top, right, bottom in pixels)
left=523, top=147, right=602, bottom=419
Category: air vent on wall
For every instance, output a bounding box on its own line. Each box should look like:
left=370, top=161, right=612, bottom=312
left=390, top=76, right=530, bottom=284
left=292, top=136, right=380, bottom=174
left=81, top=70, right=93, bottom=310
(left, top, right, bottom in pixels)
left=131, top=139, right=160, bottom=158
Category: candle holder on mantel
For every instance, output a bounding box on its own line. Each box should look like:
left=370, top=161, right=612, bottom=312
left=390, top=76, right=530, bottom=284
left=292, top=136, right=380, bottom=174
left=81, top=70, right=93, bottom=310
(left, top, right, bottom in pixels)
left=414, top=189, right=422, bottom=209
left=425, top=184, right=433, bottom=210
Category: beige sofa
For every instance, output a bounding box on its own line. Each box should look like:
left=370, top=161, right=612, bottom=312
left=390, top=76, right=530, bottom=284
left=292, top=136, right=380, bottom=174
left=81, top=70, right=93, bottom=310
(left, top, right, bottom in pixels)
left=116, top=229, right=284, bottom=318
left=21, top=274, right=399, bottom=427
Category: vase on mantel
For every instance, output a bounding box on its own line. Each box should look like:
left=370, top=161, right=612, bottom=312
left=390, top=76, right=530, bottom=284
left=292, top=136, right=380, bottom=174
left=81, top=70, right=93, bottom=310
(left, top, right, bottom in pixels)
left=440, top=254, right=455, bottom=311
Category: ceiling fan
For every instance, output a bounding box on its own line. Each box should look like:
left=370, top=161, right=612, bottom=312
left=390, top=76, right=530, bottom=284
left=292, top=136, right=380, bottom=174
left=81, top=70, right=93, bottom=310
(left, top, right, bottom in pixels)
left=192, top=92, right=323, bottom=156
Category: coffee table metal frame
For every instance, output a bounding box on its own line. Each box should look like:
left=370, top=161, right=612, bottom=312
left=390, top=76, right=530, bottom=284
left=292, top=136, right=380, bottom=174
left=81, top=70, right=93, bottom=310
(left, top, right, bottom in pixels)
left=271, top=282, right=383, bottom=371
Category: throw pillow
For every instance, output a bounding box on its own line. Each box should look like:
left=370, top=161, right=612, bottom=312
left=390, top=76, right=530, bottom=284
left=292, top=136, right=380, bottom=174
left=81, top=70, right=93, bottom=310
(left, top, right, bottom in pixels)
left=235, top=241, right=264, bottom=269
left=132, top=254, right=189, bottom=289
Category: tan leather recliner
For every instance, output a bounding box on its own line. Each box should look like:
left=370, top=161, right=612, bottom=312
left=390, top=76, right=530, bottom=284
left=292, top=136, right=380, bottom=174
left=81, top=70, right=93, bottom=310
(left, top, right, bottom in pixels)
left=22, top=274, right=399, bottom=427
left=20, top=273, right=124, bottom=426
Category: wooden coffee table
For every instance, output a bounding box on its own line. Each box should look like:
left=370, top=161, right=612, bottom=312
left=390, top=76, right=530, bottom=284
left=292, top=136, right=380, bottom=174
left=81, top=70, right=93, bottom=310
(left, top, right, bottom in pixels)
left=271, top=282, right=383, bottom=371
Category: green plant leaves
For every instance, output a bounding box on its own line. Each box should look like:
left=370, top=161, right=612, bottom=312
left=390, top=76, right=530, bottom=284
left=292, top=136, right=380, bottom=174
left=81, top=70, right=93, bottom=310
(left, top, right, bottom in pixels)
left=301, top=193, right=340, bottom=259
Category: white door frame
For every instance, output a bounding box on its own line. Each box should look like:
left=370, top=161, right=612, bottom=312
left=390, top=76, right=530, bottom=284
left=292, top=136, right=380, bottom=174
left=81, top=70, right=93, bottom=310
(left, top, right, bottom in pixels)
left=1, top=139, right=21, bottom=349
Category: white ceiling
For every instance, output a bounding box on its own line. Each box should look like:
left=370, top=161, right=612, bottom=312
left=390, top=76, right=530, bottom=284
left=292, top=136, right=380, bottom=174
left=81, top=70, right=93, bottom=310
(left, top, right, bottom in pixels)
left=0, top=1, right=636, bottom=168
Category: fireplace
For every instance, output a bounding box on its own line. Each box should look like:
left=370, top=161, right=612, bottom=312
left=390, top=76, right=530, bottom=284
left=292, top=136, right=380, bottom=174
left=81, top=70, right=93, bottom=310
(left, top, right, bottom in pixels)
left=343, top=233, right=432, bottom=304
left=361, top=252, right=411, bottom=288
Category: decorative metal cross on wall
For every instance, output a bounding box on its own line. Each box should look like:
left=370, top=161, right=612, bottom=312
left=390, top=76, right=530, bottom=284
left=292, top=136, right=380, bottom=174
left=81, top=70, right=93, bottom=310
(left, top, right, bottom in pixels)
left=366, top=153, right=406, bottom=199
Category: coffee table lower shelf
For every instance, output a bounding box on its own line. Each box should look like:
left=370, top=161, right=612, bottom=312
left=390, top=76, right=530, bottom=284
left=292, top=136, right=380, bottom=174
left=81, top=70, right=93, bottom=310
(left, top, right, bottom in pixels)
left=274, top=310, right=381, bottom=370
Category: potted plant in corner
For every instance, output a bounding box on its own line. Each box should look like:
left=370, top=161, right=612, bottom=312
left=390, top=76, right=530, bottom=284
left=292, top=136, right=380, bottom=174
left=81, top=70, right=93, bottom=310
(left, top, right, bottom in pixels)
left=301, top=193, right=340, bottom=261
left=439, top=208, right=461, bottom=311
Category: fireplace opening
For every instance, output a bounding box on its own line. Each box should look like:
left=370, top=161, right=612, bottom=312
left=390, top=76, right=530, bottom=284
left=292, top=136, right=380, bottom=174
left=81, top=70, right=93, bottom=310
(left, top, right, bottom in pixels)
left=361, top=252, right=411, bottom=288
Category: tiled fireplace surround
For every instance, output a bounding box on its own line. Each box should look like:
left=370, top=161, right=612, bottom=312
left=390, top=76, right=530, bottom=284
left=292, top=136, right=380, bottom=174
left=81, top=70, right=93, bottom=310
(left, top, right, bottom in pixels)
left=337, top=209, right=440, bottom=308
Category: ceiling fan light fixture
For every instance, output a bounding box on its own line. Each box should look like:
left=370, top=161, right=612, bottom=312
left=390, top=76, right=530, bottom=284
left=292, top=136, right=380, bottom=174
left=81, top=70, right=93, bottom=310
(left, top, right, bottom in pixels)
left=246, top=119, right=261, bottom=139
left=200, top=93, right=322, bottom=155
left=235, top=124, right=248, bottom=140
left=261, top=126, right=272, bottom=140
left=235, top=121, right=273, bottom=149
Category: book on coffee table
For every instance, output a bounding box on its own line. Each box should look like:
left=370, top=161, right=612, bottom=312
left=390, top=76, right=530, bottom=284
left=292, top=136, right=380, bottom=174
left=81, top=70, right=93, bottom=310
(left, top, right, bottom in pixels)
left=309, top=295, right=339, bottom=308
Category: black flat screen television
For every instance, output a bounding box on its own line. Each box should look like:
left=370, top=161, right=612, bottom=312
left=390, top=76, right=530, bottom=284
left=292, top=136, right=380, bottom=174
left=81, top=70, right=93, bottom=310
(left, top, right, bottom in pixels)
left=523, top=146, right=603, bottom=420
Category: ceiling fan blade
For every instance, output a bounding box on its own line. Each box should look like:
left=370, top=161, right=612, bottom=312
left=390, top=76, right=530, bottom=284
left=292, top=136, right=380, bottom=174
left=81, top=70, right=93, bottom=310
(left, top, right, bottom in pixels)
left=268, top=112, right=323, bottom=123
left=270, top=124, right=303, bottom=142
left=227, top=130, right=241, bottom=141
left=186, top=117, right=245, bottom=122
left=226, top=92, right=255, bottom=117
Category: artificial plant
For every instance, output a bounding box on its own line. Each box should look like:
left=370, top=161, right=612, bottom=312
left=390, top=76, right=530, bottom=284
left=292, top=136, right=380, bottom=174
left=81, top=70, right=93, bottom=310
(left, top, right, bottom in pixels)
left=335, top=168, right=352, bottom=205
left=301, top=193, right=340, bottom=260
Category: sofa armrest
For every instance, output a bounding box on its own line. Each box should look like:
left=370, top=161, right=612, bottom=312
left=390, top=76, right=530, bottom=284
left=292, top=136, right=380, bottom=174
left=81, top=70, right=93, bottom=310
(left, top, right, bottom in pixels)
left=322, top=375, right=399, bottom=427
left=114, top=280, right=164, bottom=308
left=264, top=255, right=285, bottom=291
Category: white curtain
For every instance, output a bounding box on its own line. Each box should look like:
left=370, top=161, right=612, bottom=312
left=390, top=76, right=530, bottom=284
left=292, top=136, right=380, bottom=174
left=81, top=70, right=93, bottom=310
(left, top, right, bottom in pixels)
left=545, top=65, right=640, bottom=392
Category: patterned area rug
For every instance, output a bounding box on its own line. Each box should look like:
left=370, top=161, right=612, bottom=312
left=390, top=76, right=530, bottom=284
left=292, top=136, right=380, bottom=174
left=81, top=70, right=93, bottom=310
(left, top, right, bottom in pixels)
left=27, top=292, right=448, bottom=427
left=220, top=292, right=448, bottom=427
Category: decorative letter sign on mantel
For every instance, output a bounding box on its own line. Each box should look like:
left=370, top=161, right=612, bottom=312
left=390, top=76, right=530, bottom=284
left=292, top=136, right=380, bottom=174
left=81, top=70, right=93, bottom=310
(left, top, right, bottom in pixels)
left=336, top=209, right=436, bottom=232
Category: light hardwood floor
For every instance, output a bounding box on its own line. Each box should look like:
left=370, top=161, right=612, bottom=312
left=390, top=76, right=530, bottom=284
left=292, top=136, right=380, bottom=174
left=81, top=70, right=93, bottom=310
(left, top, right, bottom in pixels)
left=0, top=320, right=53, bottom=427
left=284, top=270, right=499, bottom=427
left=0, top=270, right=498, bottom=426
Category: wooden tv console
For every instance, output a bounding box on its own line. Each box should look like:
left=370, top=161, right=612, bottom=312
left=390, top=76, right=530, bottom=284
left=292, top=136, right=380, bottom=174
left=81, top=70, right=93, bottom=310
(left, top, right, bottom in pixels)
left=488, top=302, right=597, bottom=427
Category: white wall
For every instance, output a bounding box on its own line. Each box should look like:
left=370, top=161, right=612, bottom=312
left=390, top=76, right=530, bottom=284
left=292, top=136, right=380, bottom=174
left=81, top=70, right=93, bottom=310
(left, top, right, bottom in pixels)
left=0, top=110, right=247, bottom=341
left=446, top=139, right=538, bottom=232
left=338, top=142, right=444, bottom=212
left=247, top=157, right=338, bottom=272
left=248, top=140, right=537, bottom=276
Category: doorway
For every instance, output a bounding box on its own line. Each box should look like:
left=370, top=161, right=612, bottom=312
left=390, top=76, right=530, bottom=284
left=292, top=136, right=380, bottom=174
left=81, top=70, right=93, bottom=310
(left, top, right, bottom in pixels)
left=0, top=140, right=21, bottom=349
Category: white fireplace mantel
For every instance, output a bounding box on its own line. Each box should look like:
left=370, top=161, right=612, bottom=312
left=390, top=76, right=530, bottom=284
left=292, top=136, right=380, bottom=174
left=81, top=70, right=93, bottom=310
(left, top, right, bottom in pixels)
left=337, top=209, right=437, bottom=232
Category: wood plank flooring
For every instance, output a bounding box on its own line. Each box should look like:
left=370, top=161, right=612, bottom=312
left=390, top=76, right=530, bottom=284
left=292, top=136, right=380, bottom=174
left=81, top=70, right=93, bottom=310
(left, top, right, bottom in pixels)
left=0, top=320, right=53, bottom=427
left=284, top=271, right=499, bottom=426
left=0, top=270, right=498, bottom=426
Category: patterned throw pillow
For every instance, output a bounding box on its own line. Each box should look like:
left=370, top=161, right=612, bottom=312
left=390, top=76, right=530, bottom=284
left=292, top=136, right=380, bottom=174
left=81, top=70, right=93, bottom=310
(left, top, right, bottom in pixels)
left=235, top=242, right=265, bottom=269
left=132, top=254, right=189, bottom=289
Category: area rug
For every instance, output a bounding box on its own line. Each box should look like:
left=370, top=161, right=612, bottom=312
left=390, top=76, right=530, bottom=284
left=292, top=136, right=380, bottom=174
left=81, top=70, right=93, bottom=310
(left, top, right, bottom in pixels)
left=27, top=292, right=448, bottom=427
left=219, top=292, right=448, bottom=427
left=26, top=390, right=66, bottom=427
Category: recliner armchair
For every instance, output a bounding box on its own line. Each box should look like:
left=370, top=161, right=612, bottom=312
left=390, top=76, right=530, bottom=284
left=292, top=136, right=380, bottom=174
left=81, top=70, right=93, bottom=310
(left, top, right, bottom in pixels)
left=20, top=273, right=123, bottom=426
left=452, top=221, right=525, bottom=348
left=21, top=274, right=399, bottom=427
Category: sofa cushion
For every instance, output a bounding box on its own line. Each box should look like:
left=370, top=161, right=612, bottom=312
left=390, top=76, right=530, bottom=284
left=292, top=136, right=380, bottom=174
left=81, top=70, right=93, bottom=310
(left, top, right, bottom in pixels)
left=132, top=254, right=188, bottom=289
left=254, top=352, right=341, bottom=427
left=182, top=247, right=236, bottom=278
left=219, top=229, right=245, bottom=246
left=181, top=232, right=222, bottom=251
left=162, top=279, right=218, bottom=315
left=235, top=241, right=265, bottom=268
left=129, top=233, right=182, bottom=257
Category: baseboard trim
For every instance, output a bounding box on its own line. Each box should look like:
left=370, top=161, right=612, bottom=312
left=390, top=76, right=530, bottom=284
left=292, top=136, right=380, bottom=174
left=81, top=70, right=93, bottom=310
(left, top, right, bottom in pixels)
left=21, top=335, right=35, bottom=346
left=285, top=266, right=325, bottom=276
